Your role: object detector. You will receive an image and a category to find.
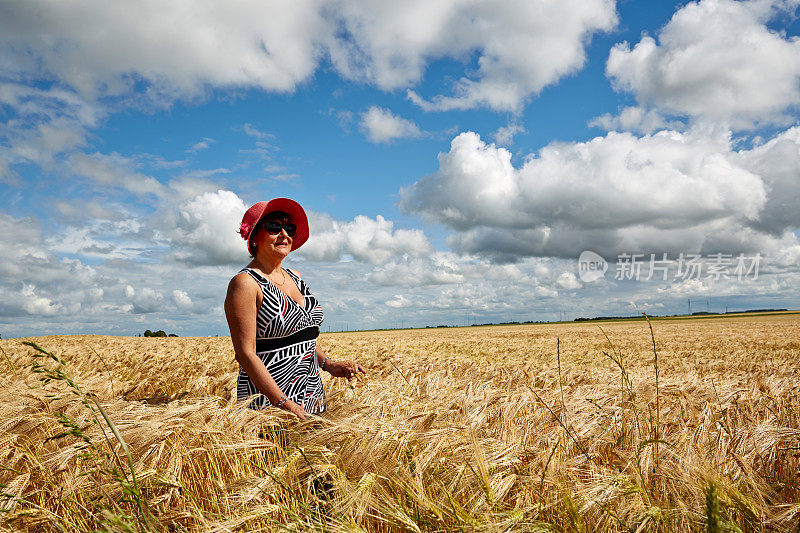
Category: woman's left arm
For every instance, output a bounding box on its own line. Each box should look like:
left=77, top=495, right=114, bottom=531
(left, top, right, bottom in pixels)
left=317, top=345, right=366, bottom=381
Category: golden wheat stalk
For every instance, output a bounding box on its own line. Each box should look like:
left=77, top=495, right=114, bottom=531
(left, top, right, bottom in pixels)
left=0, top=314, right=796, bottom=531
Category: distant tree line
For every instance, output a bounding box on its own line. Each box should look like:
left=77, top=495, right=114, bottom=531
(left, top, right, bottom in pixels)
left=574, top=308, right=789, bottom=321
left=425, top=320, right=543, bottom=329
left=142, top=330, right=178, bottom=337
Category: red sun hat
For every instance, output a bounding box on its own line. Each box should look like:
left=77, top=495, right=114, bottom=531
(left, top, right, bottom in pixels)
left=239, top=198, right=310, bottom=254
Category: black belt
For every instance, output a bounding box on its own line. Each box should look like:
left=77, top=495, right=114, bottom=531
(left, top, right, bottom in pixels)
left=256, top=326, right=319, bottom=353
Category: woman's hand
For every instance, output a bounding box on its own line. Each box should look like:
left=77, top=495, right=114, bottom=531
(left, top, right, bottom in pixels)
left=283, top=400, right=309, bottom=420
left=325, top=360, right=367, bottom=381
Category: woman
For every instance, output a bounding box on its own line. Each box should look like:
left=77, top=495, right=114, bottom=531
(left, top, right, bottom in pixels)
left=224, top=198, right=365, bottom=420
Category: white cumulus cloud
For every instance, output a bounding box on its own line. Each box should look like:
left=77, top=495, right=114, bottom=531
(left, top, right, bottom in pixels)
left=0, top=213, right=112, bottom=320
left=1, top=0, right=617, bottom=115
left=385, top=294, right=411, bottom=308
left=588, top=106, right=684, bottom=134
left=736, top=126, right=800, bottom=235
left=400, top=128, right=800, bottom=260
left=299, top=212, right=433, bottom=264
left=172, top=290, right=194, bottom=311
left=606, top=0, right=800, bottom=129
left=0, top=0, right=327, bottom=98
left=359, top=106, right=422, bottom=143
left=124, top=286, right=164, bottom=314
left=166, top=190, right=250, bottom=266
left=399, top=0, right=618, bottom=111
left=20, top=283, right=63, bottom=316
left=368, top=254, right=465, bottom=286
left=492, top=122, right=526, bottom=146
left=70, top=152, right=167, bottom=198
left=556, top=272, right=582, bottom=290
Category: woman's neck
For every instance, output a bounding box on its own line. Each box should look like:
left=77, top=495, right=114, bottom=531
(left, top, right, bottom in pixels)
left=251, top=255, right=283, bottom=276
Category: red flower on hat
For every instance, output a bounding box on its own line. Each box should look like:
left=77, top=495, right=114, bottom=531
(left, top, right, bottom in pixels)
left=239, top=221, right=250, bottom=238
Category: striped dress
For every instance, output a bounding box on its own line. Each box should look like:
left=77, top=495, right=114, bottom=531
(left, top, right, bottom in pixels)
left=236, top=267, right=326, bottom=413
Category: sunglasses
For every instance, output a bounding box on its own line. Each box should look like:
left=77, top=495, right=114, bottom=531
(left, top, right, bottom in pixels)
left=260, top=221, right=297, bottom=237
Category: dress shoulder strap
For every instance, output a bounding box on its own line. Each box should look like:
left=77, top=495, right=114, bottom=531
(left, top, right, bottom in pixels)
left=239, top=267, right=268, bottom=284
left=285, top=268, right=300, bottom=280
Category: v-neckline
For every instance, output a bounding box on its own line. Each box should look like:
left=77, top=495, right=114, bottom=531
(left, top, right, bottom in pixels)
left=248, top=268, right=307, bottom=311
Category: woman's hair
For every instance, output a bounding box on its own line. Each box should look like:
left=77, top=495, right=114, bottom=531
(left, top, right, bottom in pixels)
left=248, top=211, right=293, bottom=257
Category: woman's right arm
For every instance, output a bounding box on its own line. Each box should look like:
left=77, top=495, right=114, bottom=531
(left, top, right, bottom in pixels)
left=224, top=273, right=308, bottom=420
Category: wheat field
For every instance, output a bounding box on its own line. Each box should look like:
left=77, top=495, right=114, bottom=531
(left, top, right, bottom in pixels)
left=0, top=313, right=798, bottom=532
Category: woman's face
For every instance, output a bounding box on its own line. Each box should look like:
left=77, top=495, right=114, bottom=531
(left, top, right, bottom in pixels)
left=252, top=214, right=295, bottom=259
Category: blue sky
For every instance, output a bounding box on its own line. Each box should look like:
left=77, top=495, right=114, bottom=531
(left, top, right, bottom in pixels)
left=1, top=0, right=799, bottom=337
